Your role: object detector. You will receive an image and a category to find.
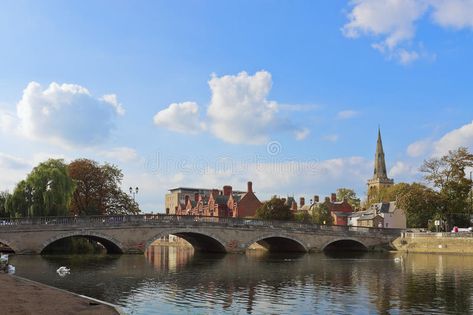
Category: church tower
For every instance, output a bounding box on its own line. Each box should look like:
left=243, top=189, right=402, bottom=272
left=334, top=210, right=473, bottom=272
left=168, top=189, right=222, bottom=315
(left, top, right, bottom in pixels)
left=367, top=128, right=394, bottom=200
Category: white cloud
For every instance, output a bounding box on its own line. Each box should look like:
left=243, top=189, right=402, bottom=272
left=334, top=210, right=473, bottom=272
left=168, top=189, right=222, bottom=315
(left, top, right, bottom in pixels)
left=433, top=120, right=473, bottom=156
left=389, top=160, right=419, bottom=178
left=407, top=139, right=432, bottom=157
left=0, top=110, right=15, bottom=133
left=156, top=71, right=308, bottom=144
left=207, top=71, right=284, bottom=144
left=294, top=128, right=310, bottom=141
left=153, top=101, right=206, bottom=134
left=322, top=134, right=339, bottom=142
left=342, top=0, right=428, bottom=62
left=431, top=0, right=473, bottom=29
left=100, top=94, right=125, bottom=116
left=398, top=48, right=420, bottom=64
left=98, top=147, right=138, bottom=163
left=10, top=81, right=124, bottom=147
left=342, top=0, right=473, bottom=64
left=0, top=153, right=30, bottom=170
left=337, top=110, right=359, bottom=119
left=0, top=152, right=32, bottom=191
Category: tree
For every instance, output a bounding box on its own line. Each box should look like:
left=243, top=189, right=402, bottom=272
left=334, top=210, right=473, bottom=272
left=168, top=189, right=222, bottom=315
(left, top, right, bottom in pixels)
left=6, top=159, right=75, bottom=217
left=68, top=159, right=140, bottom=215
left=311, top=202, right=333, bottom=225
left=0, top=191, right=10, bottom=217
left=256, top=197, right=292, bottom=220
left=394, top=183, right=441, bottom=228
left=420, top=147, right=473, bottom=227
left=336, top=188, right=361, bottom=210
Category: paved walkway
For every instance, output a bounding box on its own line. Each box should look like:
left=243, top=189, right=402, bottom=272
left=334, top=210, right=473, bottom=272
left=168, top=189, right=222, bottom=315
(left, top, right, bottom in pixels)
left=0, top=274, right=120, bottom=315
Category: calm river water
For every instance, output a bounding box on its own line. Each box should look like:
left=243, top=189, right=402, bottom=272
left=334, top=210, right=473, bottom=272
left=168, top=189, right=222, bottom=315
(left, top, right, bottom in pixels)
left=9, top=246, right=473, bottom=314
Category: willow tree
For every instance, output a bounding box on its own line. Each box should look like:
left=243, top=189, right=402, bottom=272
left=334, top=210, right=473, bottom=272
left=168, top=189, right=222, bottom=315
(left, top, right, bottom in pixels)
left=0, top=191, right=10, bottom=217
left=7, top=159, right=75, bottom=217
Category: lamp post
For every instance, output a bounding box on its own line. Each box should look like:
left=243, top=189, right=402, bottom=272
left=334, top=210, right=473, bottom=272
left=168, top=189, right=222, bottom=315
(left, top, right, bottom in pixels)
left=129, top=186, right=139, bottom=201
left=470, top=171, right=472, bottom=224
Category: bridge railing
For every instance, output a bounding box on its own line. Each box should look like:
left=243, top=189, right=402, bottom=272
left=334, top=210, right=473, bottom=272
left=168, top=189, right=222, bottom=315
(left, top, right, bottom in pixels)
left=0, top=214, right=403, bottom=234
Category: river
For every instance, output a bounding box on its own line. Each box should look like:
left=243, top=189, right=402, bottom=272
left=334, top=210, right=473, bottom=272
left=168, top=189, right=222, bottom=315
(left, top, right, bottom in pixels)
left=9, top=246, right=473, bottom=314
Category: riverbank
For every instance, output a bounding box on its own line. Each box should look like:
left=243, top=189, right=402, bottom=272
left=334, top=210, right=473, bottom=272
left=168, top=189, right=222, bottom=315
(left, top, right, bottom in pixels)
left=394, top=232, right=473, bottom=254
left=0, top=273, right=121, bottom=315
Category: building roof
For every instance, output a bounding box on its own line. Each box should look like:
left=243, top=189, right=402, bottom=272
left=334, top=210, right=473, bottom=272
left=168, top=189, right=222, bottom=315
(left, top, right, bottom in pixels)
left=358, top=213, right=382, bottom=221
left=332, top=211, right=352, bottom=217
left=169, top=187, right=246, bottom=194
left=370, top=202, right=397, bottom=214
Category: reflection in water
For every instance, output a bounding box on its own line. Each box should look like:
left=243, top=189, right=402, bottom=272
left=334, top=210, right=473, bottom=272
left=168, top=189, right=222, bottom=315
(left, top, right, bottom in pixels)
left=145, top=245, right=194, bottom=272
left=9, top=248, right=473, bottom=314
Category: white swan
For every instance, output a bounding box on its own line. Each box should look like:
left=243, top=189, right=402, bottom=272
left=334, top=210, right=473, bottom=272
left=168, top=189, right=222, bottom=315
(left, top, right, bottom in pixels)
left=56, top=266, right=70, bottom=276
left=7, top=265, right=15, bottom=274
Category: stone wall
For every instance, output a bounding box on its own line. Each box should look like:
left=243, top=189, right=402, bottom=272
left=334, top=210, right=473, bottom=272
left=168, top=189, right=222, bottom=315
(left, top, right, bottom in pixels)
left=394, top=232, right=473, bottom=254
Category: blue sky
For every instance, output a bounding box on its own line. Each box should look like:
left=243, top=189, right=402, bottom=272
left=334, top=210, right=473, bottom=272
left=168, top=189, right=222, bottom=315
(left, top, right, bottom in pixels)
left=1, top=0, right=473, bottom=211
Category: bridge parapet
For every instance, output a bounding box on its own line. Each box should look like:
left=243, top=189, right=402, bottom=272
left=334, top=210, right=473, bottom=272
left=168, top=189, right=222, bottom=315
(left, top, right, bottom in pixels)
left=0, top=215, right=402, bottom=235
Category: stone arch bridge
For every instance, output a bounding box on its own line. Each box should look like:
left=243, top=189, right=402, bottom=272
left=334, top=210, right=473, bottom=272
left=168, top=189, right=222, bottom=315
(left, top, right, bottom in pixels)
left=0, top=215, right=402, bottom=254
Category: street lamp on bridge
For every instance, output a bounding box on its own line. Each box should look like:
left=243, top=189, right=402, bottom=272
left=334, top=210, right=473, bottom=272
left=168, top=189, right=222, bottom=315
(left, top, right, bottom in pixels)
left=129, top=186, right=139, bottom=201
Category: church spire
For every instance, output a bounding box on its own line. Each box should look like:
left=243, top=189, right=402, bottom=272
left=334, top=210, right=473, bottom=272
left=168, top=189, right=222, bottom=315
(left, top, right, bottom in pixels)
left=373, top=127, right=388, bottom=179
left=367, top=127, right=394, bottom=202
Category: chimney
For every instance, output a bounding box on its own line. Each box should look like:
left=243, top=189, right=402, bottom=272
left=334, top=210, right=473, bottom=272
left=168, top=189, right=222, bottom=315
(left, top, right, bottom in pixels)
left=247, top=181, right=253, bottom=193
left=223, top=185, right=232, bottom=196
left=325, top=197, right=330, bottom=203
left=300, top=197, right=305, bottom=207
left=331, top=193, right=337, bottom=202
left=185, top=195, right=190, bottom=205
left=313, top=195, right=319, bottom=203
left=194, top=192, right=199, bottom=202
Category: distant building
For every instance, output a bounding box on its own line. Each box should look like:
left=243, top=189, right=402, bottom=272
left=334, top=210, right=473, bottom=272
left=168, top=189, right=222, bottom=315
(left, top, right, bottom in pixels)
left=293, top=193, right=354, bottom=226
left=170, top=182, right=262, bottom=218
left=165, top=187, right=245, bottom=215
left=348, top=202, right=406, bottom=229
left=326, top=193, right=353, bottom=226
left=367, top=128, right=394, bottom=202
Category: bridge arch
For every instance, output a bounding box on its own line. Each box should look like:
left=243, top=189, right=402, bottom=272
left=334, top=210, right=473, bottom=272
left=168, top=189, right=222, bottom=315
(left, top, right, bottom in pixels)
left=145, top=229, right=227, bottom=253
left=321, top=238, right=368, bottom=251
left=40, top=231, right=124, bottom=254
left=0, top=238, right=17, bottom=253
left=245, top=234, right=308, bottom=252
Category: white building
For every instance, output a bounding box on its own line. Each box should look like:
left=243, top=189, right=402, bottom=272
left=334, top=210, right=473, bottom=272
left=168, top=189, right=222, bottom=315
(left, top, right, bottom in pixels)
left=349, top=202, right=406, bottom=229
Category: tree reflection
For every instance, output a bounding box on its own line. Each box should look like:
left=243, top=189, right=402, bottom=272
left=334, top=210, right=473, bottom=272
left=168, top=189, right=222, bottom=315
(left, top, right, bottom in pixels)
left=9, top=251, right=473, bottom=314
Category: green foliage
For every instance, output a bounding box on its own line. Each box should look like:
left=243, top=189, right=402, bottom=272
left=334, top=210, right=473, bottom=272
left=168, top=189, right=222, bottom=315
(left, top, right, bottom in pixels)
left=294, top=211, right=312, bottom=223
left=311, top=202, right=333, bottom=225
left=421, top=147, right=473, bottom=227
left=394, top=183, right=441, bottom=228
left=6, top=159, right=75, bottom=217
left=0, top=191, right=10, bottom=217
left=336, top=188, right=361, bottom=209
left=256, top=197, right=292, bottom=220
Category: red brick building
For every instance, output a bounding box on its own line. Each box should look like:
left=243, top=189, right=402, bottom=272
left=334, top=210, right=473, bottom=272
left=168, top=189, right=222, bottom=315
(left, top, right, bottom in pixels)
left=175, top=182, right=262, bottom=218
left=326, top=193, right=354, bottom=226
